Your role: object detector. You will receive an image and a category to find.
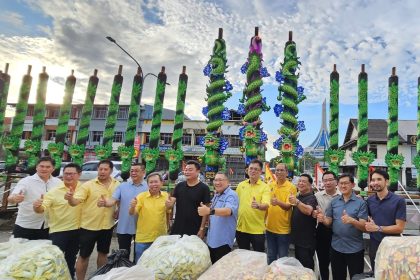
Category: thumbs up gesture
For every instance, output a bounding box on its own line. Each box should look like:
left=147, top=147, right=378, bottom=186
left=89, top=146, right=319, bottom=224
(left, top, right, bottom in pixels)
left=14, top=190, right=25, bottom=203
left=130, top=197, right=138, bottom=209
left=288, top=192, right=297, bottom=206
left=64, top=188, right=74, bottom=201
left=315, top=206, right=325, bottom=222
left=251, top=197, right=259, bottom=209
left=165, top=195, right=174, bottom=209
left=341, top=209, right=354, bottom=224
left=197, top=202, right=210, bottom=216
left=271, top=194, right=279, bottom=206
left=365, top=216, right=379, bottom=232
left=33, top=194, right=44, bottom=209
left=97, top=195, right=106, bottom=207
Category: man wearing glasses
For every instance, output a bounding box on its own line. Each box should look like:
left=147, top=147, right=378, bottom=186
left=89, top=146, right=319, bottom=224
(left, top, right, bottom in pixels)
left=266, top=163, right=297, bottom=264
left=33, top=163, right=82, bottom=279
left=97, top=163, right=148, bottom=260
left=197, top=172, right=239, bottom=263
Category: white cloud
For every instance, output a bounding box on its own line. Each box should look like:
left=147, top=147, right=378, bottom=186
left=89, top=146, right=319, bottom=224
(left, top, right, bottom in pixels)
left=0, top=11, right=25, bottom=28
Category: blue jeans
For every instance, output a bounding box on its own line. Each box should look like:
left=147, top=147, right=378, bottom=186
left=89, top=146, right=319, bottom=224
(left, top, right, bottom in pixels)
left=134, top=242, right=152, bottom=263
left=266, top=230, right=290, bottom=264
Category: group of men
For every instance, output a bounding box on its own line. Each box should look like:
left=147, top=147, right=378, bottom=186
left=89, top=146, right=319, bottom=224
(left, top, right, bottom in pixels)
left=7, top=156, right=407, bottom=280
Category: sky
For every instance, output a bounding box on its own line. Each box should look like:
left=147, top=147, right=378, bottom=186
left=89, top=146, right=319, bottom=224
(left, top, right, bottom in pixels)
left=0, top=0, right=419, bottom=160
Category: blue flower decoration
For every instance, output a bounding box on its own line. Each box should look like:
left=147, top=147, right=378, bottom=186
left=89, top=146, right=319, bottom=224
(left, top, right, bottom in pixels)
left=245, top=156, right=255, bottom=165
left=273, top=137, right=283, bottom=150
left=240, top=62, right=249, bottom=74
left=260, top=67, right=270, bottom=78
left=205, top=166, right=217, bottom=172
left=198, top=136, right=205, bottom=146
left=275, top=71, right=284, bottom=83
left=221, top=107, right=231, bottom=120
left=202, top=106, right=208, bottom=117
left=273, top=104, right=283, bottom=117
left=297, top=86, right=305, bottom=99
left=203, top=64, right=211, bottom=76
left=260, top=131, right=268, bottom=142
left=296, top=121, right=306, bottom=132
left=224, top=80, right=233, bottom=92
left=295, top=144, right=304, bottom=158
left=219, top=137, right=229, bottom=154
left=239, top=126, right=245, bottom=141
left=237, top=104, right=246, bottom=115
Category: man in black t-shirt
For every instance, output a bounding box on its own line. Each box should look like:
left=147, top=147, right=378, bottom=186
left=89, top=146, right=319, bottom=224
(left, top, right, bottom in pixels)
left=166, top=160, right=211, bottom=238
left=289, top=174, right=318, bottom=270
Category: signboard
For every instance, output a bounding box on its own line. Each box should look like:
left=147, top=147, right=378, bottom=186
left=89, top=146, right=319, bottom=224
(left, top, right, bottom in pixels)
left=134, top=135, right=140, bottom=158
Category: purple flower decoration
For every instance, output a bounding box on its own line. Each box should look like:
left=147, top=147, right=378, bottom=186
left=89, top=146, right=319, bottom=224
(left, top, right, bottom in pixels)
left=224, top=80, right=233, bottom=92
left=240, top=62, right=249, bottom=74
left=260, top=67, right=270, bottom=78
left=273, top=137, right=283, bottom=150
left=295, top=144, right=304, bottom=157
left=260, top=130, right=268, bottom=142
left=273, top=104, right=283, bottom=117
left=219, top=137, right=229, bottom=154
left=296, top=121, right=306, bottom=132
left=202, top=106, right=208, bottom=117
left=275, top=71, right=284, bottom=83
left=203, top=64, right=211, bottom=76
left=237, top=104, right=246, bottom=115
left=198, top=136, right=205, bottom=146
left=239, top=126, right=245, bottom=141
left=221, top=107, right=231, bottom=120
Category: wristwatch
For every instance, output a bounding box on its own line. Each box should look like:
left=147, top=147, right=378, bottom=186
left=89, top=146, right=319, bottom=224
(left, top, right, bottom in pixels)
left=210, top=208, right=216, bottom=215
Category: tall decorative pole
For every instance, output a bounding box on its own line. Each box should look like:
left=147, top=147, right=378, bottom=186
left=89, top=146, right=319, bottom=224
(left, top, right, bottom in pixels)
left=25, top=67, right=49, bottom=174
left=69, top=69, right=99, bottom=166
left=200, top=28, right=231, bottom=179
left=414, top=77, right=420, bottom=190
left=324, top=64, right=344, bottom=175
left=385, top=67, right=404, bottom=191
left=238, top=27, right=270, bottom=165
left=95, top=65, right=123, bottom=160
left=3, top=65, right=33, bottom=172
left=273, top=31, right=305, bottom=175
left=165, top=66, right=188, bottom=181
left=0, top=63, right=11, bottom=137
left=48, top=70, right=76, bottom=175
left=352, top=64, right=375, bottom=193
left=119, top=67, right=144, bottom=181
left=142, top=67, right=167, bottom=174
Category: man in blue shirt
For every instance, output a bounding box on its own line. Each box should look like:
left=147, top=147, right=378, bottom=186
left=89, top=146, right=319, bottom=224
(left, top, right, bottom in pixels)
left=365, top=169, right=406, bottom=272
left=197, top=172, right=239, bottom=263
left=98, top=163, right=147, bottom=260
left=317, top=173, right=368, bottom=280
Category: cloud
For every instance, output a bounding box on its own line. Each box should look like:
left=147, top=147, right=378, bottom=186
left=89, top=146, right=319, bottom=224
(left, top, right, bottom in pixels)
left=0, top=11, right=25, bottom=28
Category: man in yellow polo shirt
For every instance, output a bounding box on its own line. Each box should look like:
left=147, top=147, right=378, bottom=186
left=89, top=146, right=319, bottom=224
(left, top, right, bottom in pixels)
left=236, top=159, right=270, bottom=252
left=33, top=163, right=82, bottom=279
left=65, top=159, right=120, bottom=280
left=129, top=172, right=170, bottom=263
left=266, top=163, right=297, bottom=264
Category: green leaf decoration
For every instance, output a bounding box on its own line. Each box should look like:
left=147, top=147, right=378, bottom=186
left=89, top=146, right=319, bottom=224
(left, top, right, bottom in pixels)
left=352, top=151, right=375, bottom=167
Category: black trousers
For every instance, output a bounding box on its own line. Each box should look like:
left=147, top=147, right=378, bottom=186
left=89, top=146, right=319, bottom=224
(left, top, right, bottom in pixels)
left=13, top=224, right=49, bottom=240
left=50, top=229, right=80, bottom=278
left=294, top=245, right=315, bottom=270
left=316, top=224, right=333, bottom=280
left=117, top=233, right=135, bottom=260
left=208, top=244, right=231, bottom=264
left=330, top=248, right=364, bottom=280
left=235, top=231, right=265, bottom=252
left=368, top=240, right=380, bottom=272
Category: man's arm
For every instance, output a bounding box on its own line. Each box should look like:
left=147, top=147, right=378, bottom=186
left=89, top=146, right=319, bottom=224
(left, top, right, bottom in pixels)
left=295, top=200, right=314, bottom=216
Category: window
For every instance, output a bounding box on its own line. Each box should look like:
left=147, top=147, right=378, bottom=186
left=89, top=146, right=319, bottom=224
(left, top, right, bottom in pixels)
left=229, top=135, right=242, bottom=147
left=93, top=107, right=107, bottom=119
left=161, top=133, right=172, bottom=145
left=82, top=162, right=98, bottom=171
left=71, top=107, right=80, bottom=119
left=46, top=130, right=56, bottom=140
left=26, top=106, right=34, bottom=117
left=145, top=133, right=150, bottom=144
left=369, top=144, right=377, bottom=158
left=21, top=131, right=31, bottom=140
left=47, top=108, right=60, bottom=118
left=117, top=106, right=129, bottom=119
left=66, top=131, right=73, bottom=144
left=182, top=134, right=192, bottom=145
left=91, top=131, right=103, bottom=143
left=114, top=131, right=124, bottom=143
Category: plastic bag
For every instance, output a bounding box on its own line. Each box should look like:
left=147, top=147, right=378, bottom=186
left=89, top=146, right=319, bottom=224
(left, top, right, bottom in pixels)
left=89, top=249, right=133, bottom=278
left=0, top=238, right=28, bottom=262
left=263, top=257, right=316, bottom=280
left=198, top=249, right=268, bottom=280
left=0, top=239, right=70, bottom=280
left=90, top=264, right=155, bottom=280
left=375, top=236, right=420, bottom=280
left=139, top=235, right=211, bottom=280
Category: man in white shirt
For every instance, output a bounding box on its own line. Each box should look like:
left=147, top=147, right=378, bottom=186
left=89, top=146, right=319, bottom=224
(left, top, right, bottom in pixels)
left=8, top=157, right=62, bottom=240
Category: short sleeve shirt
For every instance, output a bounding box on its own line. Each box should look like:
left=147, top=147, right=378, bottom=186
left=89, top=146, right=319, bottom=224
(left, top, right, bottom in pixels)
left=171, top=181, right=211, bottom=235
left=112, top=181, right=148, bottom=234
left=291, top=192, right=318, bottom=248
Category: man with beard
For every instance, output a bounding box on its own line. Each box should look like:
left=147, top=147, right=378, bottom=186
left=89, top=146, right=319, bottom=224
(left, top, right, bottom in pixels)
left=365, top=169, right=406, bottom=271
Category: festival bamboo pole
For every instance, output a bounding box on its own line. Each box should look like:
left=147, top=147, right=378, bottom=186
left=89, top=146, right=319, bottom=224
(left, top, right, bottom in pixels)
left=415, top=77, right=420, bottom=189
left=0, top=63, right=10, bottom=137
left=69, top=69, right=99, bottom=166
left=26, top=67, right=49, bottom=174
left=96, top=65, right=123, bottom=160
left=142, top=67, right=167, bottom=174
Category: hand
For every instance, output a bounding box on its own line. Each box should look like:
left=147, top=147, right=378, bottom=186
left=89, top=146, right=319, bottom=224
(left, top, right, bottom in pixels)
left=165, top=196, right=174, bottom=209
left=313, top=205, right=321, bottom=218
left=271, top=195, right=279, bottom=206
left=251, top=197, right=259, bottom=209
left=64, top=189, right=74, bottom=201
left=197, top=202, right=210, bottom=216
left=288, top=193, right=297, bottom=206
left=341, top=209, right=354, bottom=224
left=14, top=190, right=25, bottom=203
left=33, top=194, right=44, bottom=209
left=197, top=228, right=205, bottom=239
left=316, top=206, right=325, bottom=222
left=97, top=195, right=106, bottom=207
left=130, top=197, right=137, bottom=209
left=365, top=216, right=379, bottom=232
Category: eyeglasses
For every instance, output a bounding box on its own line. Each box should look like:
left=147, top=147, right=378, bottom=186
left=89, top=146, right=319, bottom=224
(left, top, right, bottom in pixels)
left=323, top=178, right=336, bottom=182
left=63, top=172, right=78, bottom=176
left=213, top=178, right=227, bottom=182
left=248, top=167, right=261, bottom=171
left=339, top=181, right=352, bottom=186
